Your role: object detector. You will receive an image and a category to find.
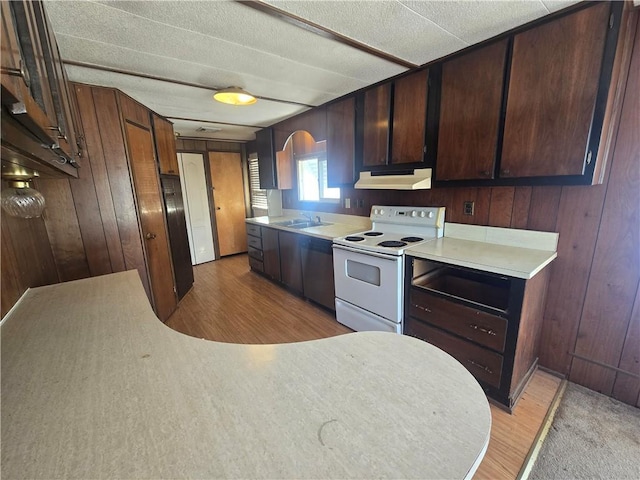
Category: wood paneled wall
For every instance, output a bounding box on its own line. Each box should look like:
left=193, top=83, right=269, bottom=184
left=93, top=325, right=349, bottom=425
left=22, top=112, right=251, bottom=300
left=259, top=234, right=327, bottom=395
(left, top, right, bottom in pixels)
left=1, top=191, right=59, bottom=317
left=0, top=83, right=154, bottom=318
left=282, top=20, right=640, bottom=407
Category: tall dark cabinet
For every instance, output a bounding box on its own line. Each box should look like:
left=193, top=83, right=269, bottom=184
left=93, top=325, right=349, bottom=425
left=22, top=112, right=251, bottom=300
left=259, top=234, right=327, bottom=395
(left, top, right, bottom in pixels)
left=255, top=127, right=277, bottom=189
left=160, top=176, right=194, bottom=300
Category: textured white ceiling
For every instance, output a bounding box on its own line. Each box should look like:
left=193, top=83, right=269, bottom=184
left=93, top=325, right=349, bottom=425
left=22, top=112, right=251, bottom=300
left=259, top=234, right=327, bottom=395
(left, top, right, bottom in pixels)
left=44, top=0, right=580, bottom=141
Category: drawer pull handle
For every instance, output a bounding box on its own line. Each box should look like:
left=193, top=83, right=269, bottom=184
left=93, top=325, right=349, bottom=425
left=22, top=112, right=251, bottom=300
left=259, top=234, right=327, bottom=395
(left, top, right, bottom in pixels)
left=412, top=303, right=432, bottom=313
left=469, top=324, right=496, bottom=336
left=467, top=359, right=493, bottom=374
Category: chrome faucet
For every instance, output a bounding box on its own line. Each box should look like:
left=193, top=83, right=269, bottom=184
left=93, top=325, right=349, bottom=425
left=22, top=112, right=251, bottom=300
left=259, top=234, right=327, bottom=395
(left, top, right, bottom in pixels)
left=315, top=215, right=321, bottom=223
left=301, top=212, right=313, bottom=222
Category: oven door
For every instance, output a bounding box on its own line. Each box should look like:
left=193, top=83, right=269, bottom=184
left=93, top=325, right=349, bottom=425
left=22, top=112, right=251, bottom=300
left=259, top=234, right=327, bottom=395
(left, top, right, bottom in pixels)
left=332, top=244, right=403, bottom=323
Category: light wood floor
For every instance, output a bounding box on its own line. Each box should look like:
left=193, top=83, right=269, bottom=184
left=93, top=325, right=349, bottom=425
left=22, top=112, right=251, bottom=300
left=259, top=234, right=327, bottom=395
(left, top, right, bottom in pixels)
left=166, top=255, right=562, bottom=479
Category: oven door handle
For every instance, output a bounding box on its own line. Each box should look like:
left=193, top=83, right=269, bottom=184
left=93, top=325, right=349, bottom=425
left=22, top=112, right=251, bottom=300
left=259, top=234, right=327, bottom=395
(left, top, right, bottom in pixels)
left=332, top=244, right=400, bottom=261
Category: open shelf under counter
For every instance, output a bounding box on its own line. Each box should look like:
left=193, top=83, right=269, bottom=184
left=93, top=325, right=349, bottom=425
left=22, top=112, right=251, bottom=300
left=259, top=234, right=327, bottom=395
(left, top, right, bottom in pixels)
left=405, top=255, right=553, bottom=411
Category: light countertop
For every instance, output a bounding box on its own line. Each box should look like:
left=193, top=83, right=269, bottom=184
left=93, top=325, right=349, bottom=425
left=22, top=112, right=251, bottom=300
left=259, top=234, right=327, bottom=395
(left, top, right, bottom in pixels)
left=407, top=223, right=558, bottom=279
left=1, top=271, right=491, bottom=479
left=246, top=213, right=367, bottom=241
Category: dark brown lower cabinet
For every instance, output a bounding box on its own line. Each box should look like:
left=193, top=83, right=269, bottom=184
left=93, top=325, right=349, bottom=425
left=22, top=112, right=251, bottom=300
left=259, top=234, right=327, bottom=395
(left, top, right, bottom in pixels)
left=278, top=230, right=303, bottom=294
left=261, top=227, right=281, bottom=282
left=405, top=257, right=550, bottom=411
left=246, top=223, right=336, bottom=311
left=246, top=223, right=264, bottom=273
left=161, top=176, right=194, bottom=300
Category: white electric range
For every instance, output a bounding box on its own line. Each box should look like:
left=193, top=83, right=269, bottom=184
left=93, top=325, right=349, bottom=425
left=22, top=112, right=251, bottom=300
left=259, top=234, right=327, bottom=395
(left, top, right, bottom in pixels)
left=332, top=205, right=445, bottom=333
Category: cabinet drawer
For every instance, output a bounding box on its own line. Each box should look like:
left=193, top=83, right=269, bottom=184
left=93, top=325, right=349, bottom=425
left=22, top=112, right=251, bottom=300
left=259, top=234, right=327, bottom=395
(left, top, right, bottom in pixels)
left=248, top=246, right=263, bottom=261
left=410, top=287, right=507, bottom=352
left=405, top=320, right=503, bottom=388
left=247, top=234, right=262, bottom=250
left=249, top=256, right=264, bottom=272
left=246, top=224, right=261, bottom=237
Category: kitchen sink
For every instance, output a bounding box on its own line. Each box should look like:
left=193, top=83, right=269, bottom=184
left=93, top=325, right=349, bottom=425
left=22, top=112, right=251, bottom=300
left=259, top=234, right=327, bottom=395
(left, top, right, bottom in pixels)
left=272, top=219, right=308, bottom=227
left=272, top=219, right=332, bottom=229
left=288, top=221, right=332, bottom=229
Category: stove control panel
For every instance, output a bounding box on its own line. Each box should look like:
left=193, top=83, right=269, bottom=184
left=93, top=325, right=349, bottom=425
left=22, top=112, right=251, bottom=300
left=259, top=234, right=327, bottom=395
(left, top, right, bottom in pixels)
left=370, top=205, right=445, bottom=229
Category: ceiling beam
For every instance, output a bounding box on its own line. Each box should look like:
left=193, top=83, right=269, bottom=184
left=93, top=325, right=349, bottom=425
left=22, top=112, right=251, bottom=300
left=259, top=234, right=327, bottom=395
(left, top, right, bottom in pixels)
left=237, top=0, right=418, bottom=70
left=166, top=116, right=264, bottom=129
left=62, top=60, right=314, bottom=108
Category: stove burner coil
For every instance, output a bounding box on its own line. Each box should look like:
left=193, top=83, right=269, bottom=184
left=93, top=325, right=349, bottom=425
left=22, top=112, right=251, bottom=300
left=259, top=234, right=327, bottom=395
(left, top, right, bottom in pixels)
left=345, top=236, right=365, bottom=242
left=378, top=240, right=407, bottom=248
left=401, top=236, right=424, bottom=243
left=363, top=231, right=383, bottom=236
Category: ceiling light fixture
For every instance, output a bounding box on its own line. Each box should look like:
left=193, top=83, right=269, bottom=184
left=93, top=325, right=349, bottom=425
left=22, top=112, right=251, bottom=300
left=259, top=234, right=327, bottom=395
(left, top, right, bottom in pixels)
left=1, top=174, right=45, bottom=219
left=213, top=87, right=257, bottom=106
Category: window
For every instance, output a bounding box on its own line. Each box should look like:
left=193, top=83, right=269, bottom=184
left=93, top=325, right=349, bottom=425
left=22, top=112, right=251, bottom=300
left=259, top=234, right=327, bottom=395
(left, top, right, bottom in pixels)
left=297, top=154, right=340, bottom=202
left=248, top=154, right=268, bottom=210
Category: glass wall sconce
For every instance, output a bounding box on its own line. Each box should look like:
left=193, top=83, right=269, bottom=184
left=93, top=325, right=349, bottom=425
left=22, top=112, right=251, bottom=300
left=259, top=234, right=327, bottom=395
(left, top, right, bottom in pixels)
left=1, top=176, right=45, bottom=219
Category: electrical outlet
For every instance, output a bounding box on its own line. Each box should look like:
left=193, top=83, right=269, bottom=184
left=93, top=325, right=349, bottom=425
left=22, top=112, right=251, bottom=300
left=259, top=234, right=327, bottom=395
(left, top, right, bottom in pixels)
left=463, top=201, right=475, bottom=216
left=358, top=199, right=364, bottom=208
left=344, top=198, right=351, bottom=209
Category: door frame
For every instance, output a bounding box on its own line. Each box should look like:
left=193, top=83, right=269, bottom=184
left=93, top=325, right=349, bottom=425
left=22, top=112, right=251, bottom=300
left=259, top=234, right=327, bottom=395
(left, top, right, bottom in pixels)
left=176, top=151, right=217, bottom=263
left=176, top=148, right=221, bottom=260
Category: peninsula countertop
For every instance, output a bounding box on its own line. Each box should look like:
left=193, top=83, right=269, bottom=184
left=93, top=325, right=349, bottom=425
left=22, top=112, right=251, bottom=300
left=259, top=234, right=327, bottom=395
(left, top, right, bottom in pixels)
left=1, top=270, right=491, bottom=479
left=407, top=223, right=559, bottom=279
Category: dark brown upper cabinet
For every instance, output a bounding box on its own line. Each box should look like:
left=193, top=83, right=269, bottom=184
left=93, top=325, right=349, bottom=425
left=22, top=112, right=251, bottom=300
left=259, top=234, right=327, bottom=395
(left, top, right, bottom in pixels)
left=153, top=114, right=180, bottom=175
left=362, top=82, right=391, bottom=167
left=436, top=40, right=507, bottom=181
left=391, top=69, right=429, bottom=165
left=500, top=2, right=611, bottom=179
left=361, top=69, right=429, bottom=169
left=433, top=1, right=626, bottom=187
left=1, top=0, right=80, bottom=177
left=326, top=96, right=356, bottom=186
left=255, top=127, right=277, bottom=189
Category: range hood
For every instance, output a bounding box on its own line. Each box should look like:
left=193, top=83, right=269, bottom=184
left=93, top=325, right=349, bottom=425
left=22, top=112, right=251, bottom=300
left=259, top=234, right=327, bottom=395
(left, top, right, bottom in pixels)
left=354, top=168, right=432, bottom=190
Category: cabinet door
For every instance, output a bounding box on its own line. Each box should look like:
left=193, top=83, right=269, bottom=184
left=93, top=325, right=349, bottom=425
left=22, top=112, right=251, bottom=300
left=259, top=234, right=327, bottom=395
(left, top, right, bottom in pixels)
left=391, top=69, right=428, bottom=164
left=1, top=2, right=60, bottom=149
left=1, top=2, right=27, bottom=110
left=362, top=83, right=391, bottom=166
left=437, top=40, right=507, bottom=181
left=261, top=227, right=281, bottom=281
left=153, top=114, right=180, bottom=175
left=501, top=3, right=610, bottom=178
left=256, top=128, right=277, bottom=189
left=32, top=0, right=78, bottom=160
left=278, top=230, right=302, bottom=294
left=125, top=121, right=177, bottom=322
left=326, top=97, right=356, bottom=186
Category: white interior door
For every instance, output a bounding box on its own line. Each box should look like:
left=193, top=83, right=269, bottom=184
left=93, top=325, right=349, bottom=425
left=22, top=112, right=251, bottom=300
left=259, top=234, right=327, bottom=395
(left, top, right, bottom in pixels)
left=177, top=152, right=216, bottom=264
